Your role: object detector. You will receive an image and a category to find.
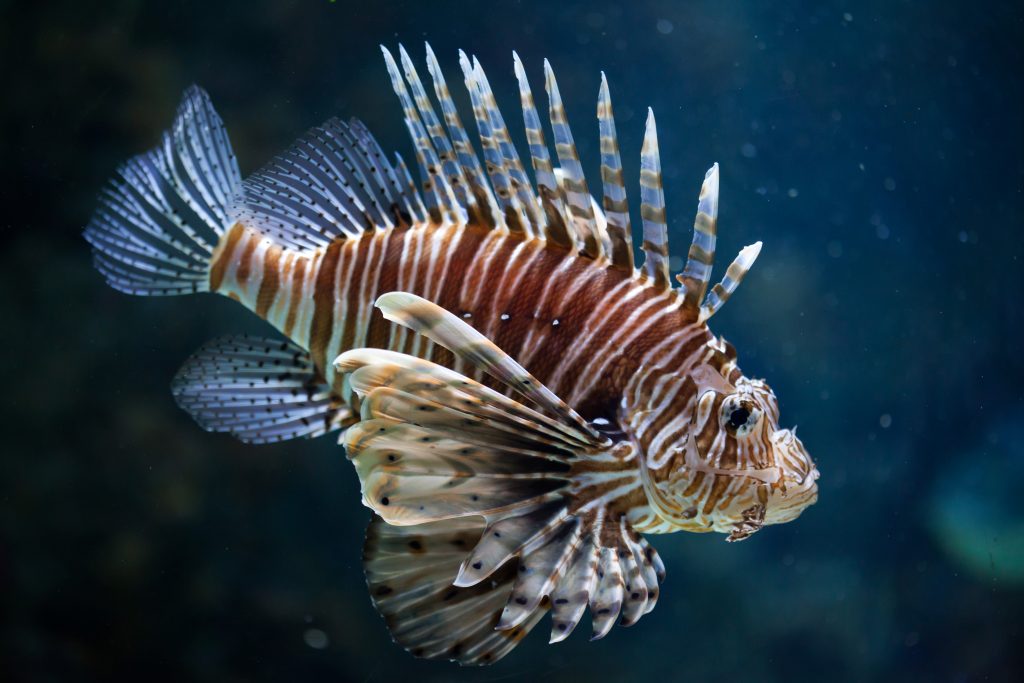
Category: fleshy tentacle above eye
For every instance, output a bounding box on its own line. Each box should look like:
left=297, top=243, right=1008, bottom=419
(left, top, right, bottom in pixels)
left=335, top=292, right=663, bottom=665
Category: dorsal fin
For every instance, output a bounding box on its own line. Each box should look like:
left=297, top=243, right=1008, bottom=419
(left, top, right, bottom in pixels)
left=700, top=241, right=762, bottom=322
left=639, top=109, right=670, bottom=289
left=470, top=56, right=542, bottom=236
left=382, top=46, right=460, bottom=225
left=423, top=43, right=500, bottom=228
left=597, top=73, right=634, bottom=271
left=543, top=60, right=604, bottom=259
left=679, top=163, right=719, bottom=308
left=391, top=151, right=428, bottom=225
left=458, top=50, right=529, bottom=235
left=375, top=44, right=763, bottom=315
left=513, top=52, right=574, bottom=248
left=240, top=118, right=415, bottom=249
left=397, top=45, right=475, bottom=218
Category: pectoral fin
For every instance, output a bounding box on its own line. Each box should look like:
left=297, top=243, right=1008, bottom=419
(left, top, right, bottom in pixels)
left=336, top=293, right=664, bottom=665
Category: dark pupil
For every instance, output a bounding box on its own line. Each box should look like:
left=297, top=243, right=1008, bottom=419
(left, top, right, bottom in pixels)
left=728, top=407, right=751, bottom=430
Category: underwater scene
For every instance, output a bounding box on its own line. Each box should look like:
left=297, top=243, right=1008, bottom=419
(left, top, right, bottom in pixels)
left=3, top=1, right=1021, bottom=681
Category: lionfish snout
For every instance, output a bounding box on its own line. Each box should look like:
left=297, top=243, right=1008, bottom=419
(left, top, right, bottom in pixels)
left=765, top=427, right=820, bottom=524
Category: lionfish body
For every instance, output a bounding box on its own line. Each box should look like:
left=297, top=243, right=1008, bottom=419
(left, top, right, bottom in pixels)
left=85, top=44, right=819, bottom=664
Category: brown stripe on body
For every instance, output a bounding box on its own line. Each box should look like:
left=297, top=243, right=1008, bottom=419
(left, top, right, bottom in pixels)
left=283, top=256, right=308, bottom=338
left=434, top=225, right=489, bottom=317
left=234, top=231, right=261, bottom=287
left=209, top=222, right=246, bottom=292
left=364, top=229, right=406, bottom=349
left=338, top=232, right=376, bottom=355
left=308, top=240, right=344, bottom=370
left=255, top=243, right=283, bottom=318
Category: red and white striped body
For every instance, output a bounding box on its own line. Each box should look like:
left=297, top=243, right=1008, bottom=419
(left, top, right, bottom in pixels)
left=210, top=220, right=711, bottom=419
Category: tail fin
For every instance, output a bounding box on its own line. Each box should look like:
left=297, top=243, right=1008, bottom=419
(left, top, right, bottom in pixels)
left=84, top=86, right=242, bottom=296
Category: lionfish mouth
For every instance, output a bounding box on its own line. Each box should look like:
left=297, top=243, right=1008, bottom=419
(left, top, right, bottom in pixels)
left=766, top=428, right=820, bottom=522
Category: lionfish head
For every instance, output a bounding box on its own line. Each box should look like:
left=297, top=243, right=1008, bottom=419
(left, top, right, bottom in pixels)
left=627, top=343, right=819, bottom=541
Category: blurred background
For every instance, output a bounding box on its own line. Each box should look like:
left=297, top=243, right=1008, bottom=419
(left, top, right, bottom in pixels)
left=2, top=0, right=1022, bottom=681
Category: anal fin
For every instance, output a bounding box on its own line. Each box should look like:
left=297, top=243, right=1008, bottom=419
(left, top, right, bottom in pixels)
left=172, top=335, right=353, bottom=444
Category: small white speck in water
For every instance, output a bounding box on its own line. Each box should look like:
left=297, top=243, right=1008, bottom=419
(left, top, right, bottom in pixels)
left=552, top=319, right=560, bottom=326
left=500, top=313, right=510, bottom=321
left=462, top=312, right=472, bottom=318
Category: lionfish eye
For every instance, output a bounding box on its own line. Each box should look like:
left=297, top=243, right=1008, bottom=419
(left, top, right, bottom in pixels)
left=727, top=407, right=751, bottom=430
left=721, top=396, right=761, bottom=437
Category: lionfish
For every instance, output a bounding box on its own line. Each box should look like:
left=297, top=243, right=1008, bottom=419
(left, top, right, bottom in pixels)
left=84, top=44, right=819, bottom=665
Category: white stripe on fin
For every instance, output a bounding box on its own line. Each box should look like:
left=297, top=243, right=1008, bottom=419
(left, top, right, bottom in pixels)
left=362, top=516, right=545, bottom=665
left=513, top=52, right=574, bottom=248
left=678, top=163, right=720, bottom=309
left=544, top=60, right=603, bottom=259
left=639, top=109, right=670, bottom=289
left=382, top=46, right=460, bottom=224
left=597, top=74, right=634, bottom=271
left=424, top=43, right=501, bottom=228
left=700, top=241, right=762, bottom=322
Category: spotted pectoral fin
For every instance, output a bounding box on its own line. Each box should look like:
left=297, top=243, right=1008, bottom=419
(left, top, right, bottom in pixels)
left=172, top=335, right=353, bottom=444
left=363, top=516, right=546, bottom=666
left=336, top=293, right=664, bottom=664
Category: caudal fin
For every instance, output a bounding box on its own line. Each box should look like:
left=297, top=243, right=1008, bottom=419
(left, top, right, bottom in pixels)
left=84, top=86, right=242, bottom=296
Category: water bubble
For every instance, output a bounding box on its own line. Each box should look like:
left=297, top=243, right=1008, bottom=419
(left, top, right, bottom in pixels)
left=879, top=414, right=892, bottom=428
left=741, top=142, right=757, bottom=158
left=303, top=628, right=329, bottom=649
left=656, top=19, right=674, bottom=34
left=787, top=187, right=799, bottom=198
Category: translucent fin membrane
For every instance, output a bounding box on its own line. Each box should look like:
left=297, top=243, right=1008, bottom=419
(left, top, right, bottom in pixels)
left=83, top=86, right=243, bottom=295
